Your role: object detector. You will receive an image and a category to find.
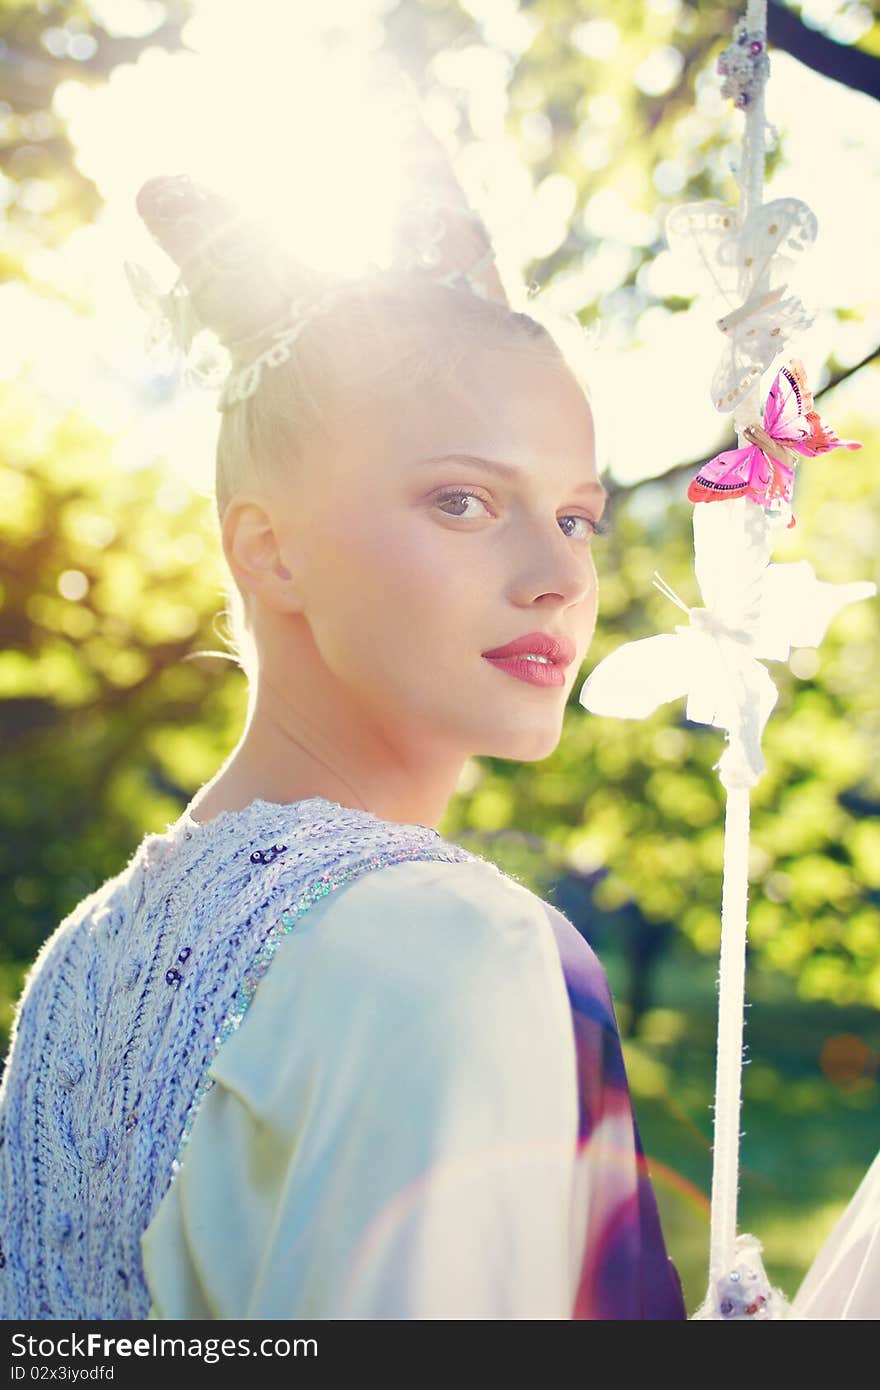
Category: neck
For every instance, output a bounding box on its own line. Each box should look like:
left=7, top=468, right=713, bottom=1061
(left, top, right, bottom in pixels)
left=189, top=674, right=466, bottom=831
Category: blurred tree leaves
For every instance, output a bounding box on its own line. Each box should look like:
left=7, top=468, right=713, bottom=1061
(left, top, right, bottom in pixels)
left=1, top=0, right=190, bottom=282
left=0, top=379, right=247, bottom=970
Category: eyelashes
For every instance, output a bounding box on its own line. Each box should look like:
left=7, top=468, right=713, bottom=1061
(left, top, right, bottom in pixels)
left=434, top=489, right=611, bottom=540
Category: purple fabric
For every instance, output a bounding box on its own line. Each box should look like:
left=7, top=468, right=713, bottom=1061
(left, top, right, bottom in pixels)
left=546, top=904, right=687, bottom=1319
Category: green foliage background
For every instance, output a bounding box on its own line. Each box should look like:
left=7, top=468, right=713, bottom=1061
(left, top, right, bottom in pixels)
left=1, top=0, right=878, bottom=1312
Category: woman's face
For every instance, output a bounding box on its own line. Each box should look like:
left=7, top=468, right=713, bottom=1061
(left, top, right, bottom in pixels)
left=268, top=332, right=606, bottom=769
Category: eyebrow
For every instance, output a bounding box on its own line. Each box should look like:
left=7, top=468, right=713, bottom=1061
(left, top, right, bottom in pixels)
left=415, top=453, right=608, bottom=506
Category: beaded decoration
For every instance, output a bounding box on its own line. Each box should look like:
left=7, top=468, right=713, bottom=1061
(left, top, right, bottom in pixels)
left=717, top=19, right=770, bottom=110
left=713, top=1235, right=780, bottom=1319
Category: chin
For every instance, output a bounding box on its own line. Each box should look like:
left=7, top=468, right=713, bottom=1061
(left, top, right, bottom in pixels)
left=477, top=719, right=564, bottom=763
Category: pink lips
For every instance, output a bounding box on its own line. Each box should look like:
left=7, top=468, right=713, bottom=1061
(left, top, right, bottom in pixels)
left=481, top=631, right=576, bottom=666
left=481, top=631, right=575, bottom=689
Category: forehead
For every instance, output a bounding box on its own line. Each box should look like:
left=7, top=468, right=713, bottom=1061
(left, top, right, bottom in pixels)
left=328, top=336, right=597, bottom=476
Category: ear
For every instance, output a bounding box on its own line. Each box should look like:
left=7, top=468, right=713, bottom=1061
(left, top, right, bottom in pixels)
left=221, top=494, right=304, bottom=614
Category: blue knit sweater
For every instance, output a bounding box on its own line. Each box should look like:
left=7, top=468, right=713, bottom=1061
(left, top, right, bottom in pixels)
left=0, top=797, right=476, bottom=1319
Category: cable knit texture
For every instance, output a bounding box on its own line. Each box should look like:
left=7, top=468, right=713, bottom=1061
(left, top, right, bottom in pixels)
left=0, top=796, right=479, bottom=1320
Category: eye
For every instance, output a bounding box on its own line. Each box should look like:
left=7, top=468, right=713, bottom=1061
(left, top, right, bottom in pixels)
left=559, top=514, right=611, bottom=542
left=433, top=489, right=610, bottom=540
left=434, top=488, right=492, bottom=519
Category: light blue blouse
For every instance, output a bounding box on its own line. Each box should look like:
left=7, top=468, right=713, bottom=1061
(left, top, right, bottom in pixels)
left=140, top=858, right=585, bottom=1319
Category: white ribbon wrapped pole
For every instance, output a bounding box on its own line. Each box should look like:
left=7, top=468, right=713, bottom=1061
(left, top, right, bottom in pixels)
left=708, top=0, right=769, bottom=1302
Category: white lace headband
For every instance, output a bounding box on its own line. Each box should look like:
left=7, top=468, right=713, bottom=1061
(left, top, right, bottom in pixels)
left=125, top=190, right=503, bottom=413
left=218, top=214, right=500, bottom=411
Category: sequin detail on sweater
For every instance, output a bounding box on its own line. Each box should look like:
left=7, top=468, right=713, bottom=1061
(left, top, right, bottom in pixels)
left=0, top=797, right=473, bottom=1320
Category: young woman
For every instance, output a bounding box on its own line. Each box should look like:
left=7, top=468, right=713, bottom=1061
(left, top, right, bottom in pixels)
left=0, top=109, right=686, bottom=1320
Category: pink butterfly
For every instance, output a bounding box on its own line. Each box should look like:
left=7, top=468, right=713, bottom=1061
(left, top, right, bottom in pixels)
left=688, top=359, right=862, bottom=526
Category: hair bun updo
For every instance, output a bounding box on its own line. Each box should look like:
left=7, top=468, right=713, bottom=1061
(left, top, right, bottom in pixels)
left=133, top=173, right=331, bottom=362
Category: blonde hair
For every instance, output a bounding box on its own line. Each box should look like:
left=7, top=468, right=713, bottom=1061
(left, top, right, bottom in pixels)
left=131, top=175, right=595, bottom=687
left=212, top=274, right=593, bottom=685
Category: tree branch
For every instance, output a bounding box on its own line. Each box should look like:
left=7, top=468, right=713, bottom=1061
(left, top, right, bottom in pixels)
left=768, top=0, right=880, bottom=101
left=608, top=342, right=880, bottom=501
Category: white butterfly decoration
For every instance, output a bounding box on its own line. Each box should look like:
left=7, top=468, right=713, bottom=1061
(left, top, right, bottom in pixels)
left=579, top=498, right=876, bottom=789
left=122, top=259, right=228, bottom=387
left=664, top=198, right=818, bottom=414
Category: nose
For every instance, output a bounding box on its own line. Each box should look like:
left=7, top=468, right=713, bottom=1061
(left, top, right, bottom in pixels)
left=510, top=520, right=597, bottom=608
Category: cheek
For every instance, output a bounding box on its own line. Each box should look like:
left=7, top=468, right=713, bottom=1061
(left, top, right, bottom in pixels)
left=582, top=554, right=599, bottom=620
left=305, top=510, right=469, bottom=659
left=361, top=525, right=482, bottom=671
left=359, top=517, right=457, bottom=604
left=586, top=552, right=599, bottom=601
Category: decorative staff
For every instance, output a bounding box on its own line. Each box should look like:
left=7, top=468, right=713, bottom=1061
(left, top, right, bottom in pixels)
left=579, top=0, right=874, bottom=1319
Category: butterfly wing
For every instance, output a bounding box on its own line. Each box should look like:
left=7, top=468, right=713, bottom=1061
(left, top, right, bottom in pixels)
left=123, top=259, right=163, bottom=317
left=683, top=631, right=733, bottom=727
left=707, top=199, right=817, bottom=414
left=800, top=411, right=863, bottom=456
left=715, top=656, right=779, bottom=786
left=123, top=258, right=200, bottom=365
left=710, top=341, right=765, bottom=413
left=754, top=559, right=877, bottom=659
left=693, top=495, right=773, bottom=635
left=739, top=199, right=818, bottom=294
left=763, top=358, right=810, bottom=433
left=764, top=359, right=863, bottom=458
left=666, top=198, right=817, bottom=415
left=664, top=201, right=742, bottom=307
left=711, top=295, right=814, bottom=413
left=688, top=443, right=765, bottom=504
left=578, top=634, right=698, bottom=719
left=123, top=259, right=175, bottom=357
left=675, top=626, right=778, bottom=788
